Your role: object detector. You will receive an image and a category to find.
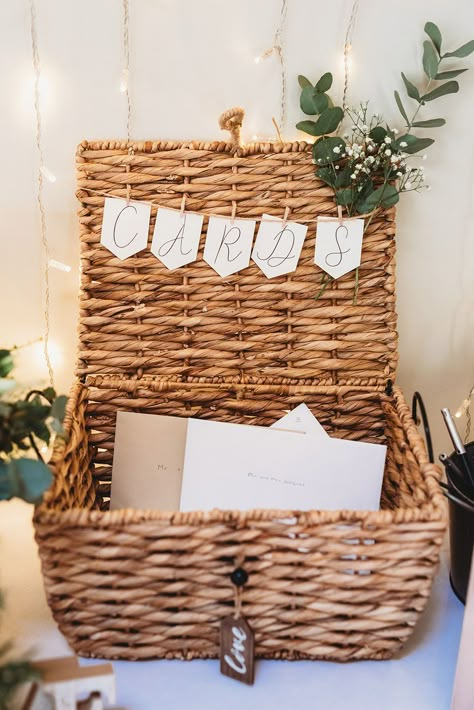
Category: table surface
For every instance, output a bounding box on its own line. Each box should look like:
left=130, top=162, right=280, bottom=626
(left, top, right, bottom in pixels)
left=0, top=500, right=465, bottom=710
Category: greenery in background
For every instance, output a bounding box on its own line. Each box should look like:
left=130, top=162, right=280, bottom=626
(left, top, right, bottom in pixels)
left=0, top=348, right=66, bottom=504
left=0, top=594, right=40, bottom=709
left=0, top=348, right=66, bottom=706
left=296, top=21, right=474, bottom=300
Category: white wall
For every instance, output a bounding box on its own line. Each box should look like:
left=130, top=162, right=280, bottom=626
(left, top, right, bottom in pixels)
left=1, top=0, right=473, bottom=456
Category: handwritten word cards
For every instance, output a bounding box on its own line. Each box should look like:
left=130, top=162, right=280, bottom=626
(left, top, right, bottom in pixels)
left=314, top=218, right=364, bottom=279
left=100, top=196, right=367, bottom=282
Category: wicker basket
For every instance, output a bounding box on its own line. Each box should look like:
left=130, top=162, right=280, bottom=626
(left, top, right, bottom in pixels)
left=34, top=110, right=447, bottom=662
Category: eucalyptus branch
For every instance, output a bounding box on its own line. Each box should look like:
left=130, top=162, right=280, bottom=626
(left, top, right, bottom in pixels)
left=295, top=20, right=474, bottom=302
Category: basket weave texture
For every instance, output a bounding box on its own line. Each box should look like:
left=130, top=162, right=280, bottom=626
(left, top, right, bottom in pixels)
left=34, top=124, right=446, bottom=662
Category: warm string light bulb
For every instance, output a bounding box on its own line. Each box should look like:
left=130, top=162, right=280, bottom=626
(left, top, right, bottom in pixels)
left=455, top=398, right=472, bottom=418
left=253, top=47, right=276, bottom=65
left=341, top=43, right=354, bottom=74
left=120, top=68, right=129, bottom=93
left=40, top=165, right=56, bottom=183
left=48, top=259, right=71, bottom=273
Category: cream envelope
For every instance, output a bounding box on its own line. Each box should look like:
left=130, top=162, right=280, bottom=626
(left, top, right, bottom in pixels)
left=110, top=411, right=188, bottom=511
left=180, top=418, right=386, bottom=512
left=109, top=408, right=308, bottom=511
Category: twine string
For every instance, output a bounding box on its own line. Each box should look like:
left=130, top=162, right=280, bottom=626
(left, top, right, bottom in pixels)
left=274, top=0, right=288, bottom=136
left=123, top=0, right=132, bottom=142
left=233, top=585, right=242, bottom=620
left=28, top=0, right=54, bottom=387
left=79, top=185, right=380, bottom=225
left=123, top=0, right=134, bottom=202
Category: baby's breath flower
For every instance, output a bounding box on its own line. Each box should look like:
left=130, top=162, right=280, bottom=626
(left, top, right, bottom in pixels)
left=405, top=181, right=412, bottom=189
left=384, top=137, right=392, bottom=144
left=333, top=146, right=341, bottom=154
left=392, top=128, right=399, bottom=135
left=385, top=149, right=392, bottom=156
left=351, top=173, right=357, bottom=179
left=400, top=141, right=408, bottom=148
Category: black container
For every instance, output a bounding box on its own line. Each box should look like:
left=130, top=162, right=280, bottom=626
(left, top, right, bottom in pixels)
left=447, top=443, right=474, bottom=604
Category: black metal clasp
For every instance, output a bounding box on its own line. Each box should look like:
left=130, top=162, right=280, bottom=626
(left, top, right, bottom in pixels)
left=412, top=391, right=434, bottom=463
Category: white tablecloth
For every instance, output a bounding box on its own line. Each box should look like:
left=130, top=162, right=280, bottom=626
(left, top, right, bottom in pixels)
left=0, top=500, right=465, bottom=710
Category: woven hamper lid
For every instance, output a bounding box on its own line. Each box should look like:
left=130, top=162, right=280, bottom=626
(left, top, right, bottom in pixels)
left=75, top=119, right=398, bottom=389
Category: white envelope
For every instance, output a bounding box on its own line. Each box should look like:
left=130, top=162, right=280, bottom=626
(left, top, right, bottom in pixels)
left=271, top=403, right=328, bottom=438
left=180, top=418, right=386, bottom=512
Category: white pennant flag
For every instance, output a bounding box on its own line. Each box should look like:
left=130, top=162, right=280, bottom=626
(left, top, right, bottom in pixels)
left=101, top=197, right=151, bottom=260
left=203, top=216, right=256, bottom=277
left=252, top=214, right=308, bottom=278
left=151, top=208, right=204, bottom=270
left=314, top=218, right=364, bottom=279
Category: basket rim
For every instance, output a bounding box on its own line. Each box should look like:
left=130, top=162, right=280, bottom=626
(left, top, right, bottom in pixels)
left=76, top=138, right=313, bottom=158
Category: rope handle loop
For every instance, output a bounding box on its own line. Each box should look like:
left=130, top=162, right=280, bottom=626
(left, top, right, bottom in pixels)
left=219, top=107, right=245, bottom=148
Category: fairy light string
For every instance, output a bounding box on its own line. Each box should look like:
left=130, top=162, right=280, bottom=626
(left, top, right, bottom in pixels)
left=342, top=0, right=360, bottom=112
left=254, top=0, right=288, bottom=137
left=28, top=0, right=54, bottom=387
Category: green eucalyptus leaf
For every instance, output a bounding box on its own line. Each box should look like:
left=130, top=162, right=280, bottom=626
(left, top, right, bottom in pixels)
left=444, top=40, right=474, bottom=58
left=298, top=75, right=313, bottom=89
left=50, top=395, right=67, bottom=422
left=300, top=86, right=318, bottom=115
left=315, top=166, right=336, bottom=187
left=394, top=91, right=409, bottom=124
left=401, top=72, right=421, bottom=101
left=51, top=418, right=65, bottom=436
left=369, top=126, right=387, bottom=143
left=335, top=164, right=353, bottom=188
left=0, top=349, right=14, bottom=378
left=313, top=136, right=346, bottom=166
left=41, top=386, right=56, bottom=403
left=366, top=184, right=399, bottom=209
left=424, top=22, right=442, bottom=54
left=296, top=120, right=318, bottom=136
left=435, top=68, right=468, bottom=80
left=423, top=40, right=440, bottom=79
left=422, top=80, right=459, bottom=101
left=336, top=188, right=354, bottom=206
left=312, top=92, right=329, bottom=114
left=411, top=118, right=446, bottom=128
left=394, top=133, right=435, bottom=154
left=5, top=458, right=52, bottom=504
left=315, top=72, right=333, bottom=93
left=313, top=106, right=344, bottom=136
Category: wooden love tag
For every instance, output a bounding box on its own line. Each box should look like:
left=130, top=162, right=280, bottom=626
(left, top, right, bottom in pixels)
left=220, top=615, right=255, bottom=685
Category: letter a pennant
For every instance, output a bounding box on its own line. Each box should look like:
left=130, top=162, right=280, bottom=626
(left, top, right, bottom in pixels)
left=151, top=207, right=204, bottom=269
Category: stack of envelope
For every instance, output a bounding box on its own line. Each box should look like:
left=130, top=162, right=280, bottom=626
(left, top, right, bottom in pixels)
left=110, top=404, right=386, bottom=513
